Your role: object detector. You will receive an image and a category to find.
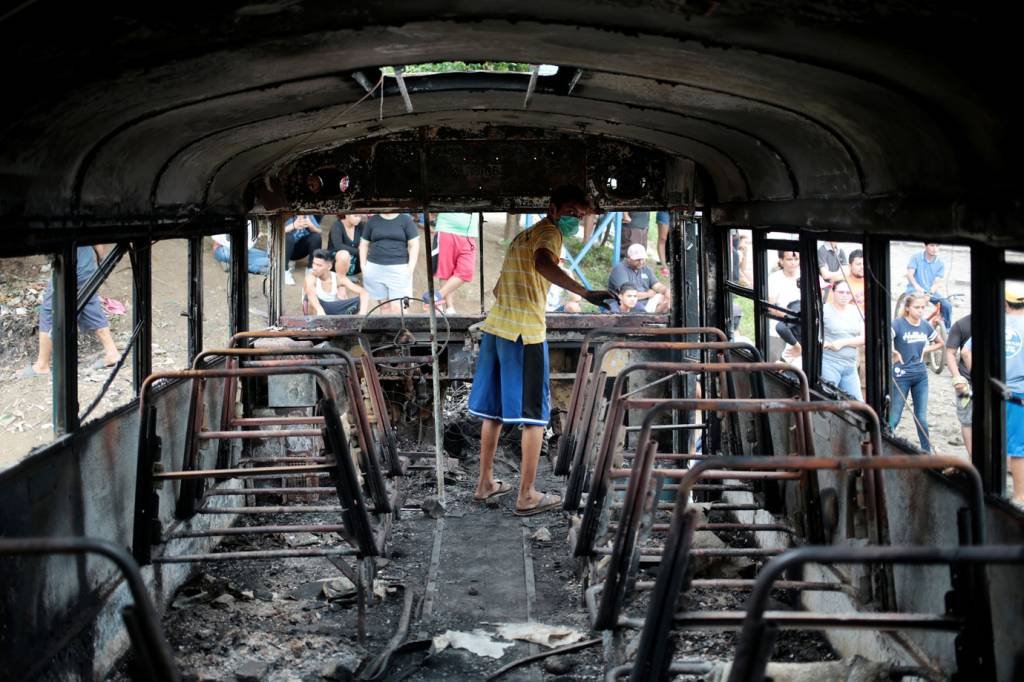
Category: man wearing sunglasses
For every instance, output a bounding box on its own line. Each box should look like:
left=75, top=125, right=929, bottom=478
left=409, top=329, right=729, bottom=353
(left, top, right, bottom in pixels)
left=468, top=185, right=613, bottom=516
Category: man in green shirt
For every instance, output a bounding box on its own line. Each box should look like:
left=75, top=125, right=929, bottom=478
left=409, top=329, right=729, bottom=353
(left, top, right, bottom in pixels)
left=425, top=213, right=478, bottom=314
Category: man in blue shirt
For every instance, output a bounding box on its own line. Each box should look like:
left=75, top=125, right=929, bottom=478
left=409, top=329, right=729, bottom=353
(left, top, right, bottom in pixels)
left=905, top=242, right=952, bottom=329
left=1004, top=283, right=1024, bottom=504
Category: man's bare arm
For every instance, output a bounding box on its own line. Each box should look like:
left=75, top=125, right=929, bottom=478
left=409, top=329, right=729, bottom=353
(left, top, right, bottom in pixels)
left=534, top=249, right=612, bottom=305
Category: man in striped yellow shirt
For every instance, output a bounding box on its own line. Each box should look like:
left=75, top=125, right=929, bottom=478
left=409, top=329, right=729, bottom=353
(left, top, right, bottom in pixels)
left=469, top=185, right=613, bottom=515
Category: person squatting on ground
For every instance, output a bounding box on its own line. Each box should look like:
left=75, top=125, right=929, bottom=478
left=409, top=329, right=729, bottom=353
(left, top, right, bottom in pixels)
left=608, top=283, right=644, bottom=314
left=328, top=214, right=363, bottom=281
left=607, top=243, right=671, bottom=313
left=304, top=249, right=368, bottom=316
left=890, top=292, right=944, bottom=452
left=212, top=220, right=269, bottom=274
left=283, top=215, right=323, bottom=285
left=468, top=185, right=612, bottom=515
left=945, top=314, right=973, bottom=457
left=425, top=213, right=478, bottom=314
left=905, top=242, right=952, bottom=330
left=20, top=245, right=120, bottom=379
left=359, top=213, right=420, bottom=314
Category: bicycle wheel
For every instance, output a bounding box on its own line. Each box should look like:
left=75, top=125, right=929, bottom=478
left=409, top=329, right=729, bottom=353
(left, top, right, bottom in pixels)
left=927, top=322, right=947, bottom=374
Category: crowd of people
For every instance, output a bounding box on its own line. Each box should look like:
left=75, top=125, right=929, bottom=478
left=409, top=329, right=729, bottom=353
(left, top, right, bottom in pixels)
left=213, top=210, right=672, bottom=320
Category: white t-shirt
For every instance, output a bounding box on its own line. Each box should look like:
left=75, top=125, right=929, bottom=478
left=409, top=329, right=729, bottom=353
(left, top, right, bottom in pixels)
left=767, top=270, right=800, bottom=337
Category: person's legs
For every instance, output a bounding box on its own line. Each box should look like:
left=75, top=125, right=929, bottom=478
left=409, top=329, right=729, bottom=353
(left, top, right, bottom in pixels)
left=656, top=211, right=670, bottom=265
left=910, top=374, right=931, bottom=451
left=334, top=250, right=353, bottom=277
left=474, top=418, right=503, bottom=498
left=516, top=425, right=546, bottom=508
left=438, top=276, right=465, bottom=311
left=33, top=331, right=53, bottom=373
left=1006, top=398, right=1024, bottom=503
left=931, top=294, right=952, bottom=330
left=889, top=374, right=909, bottom=431
left=838, top=365, right=863, bottom=401
left=93, top=327, right=119, bottom=364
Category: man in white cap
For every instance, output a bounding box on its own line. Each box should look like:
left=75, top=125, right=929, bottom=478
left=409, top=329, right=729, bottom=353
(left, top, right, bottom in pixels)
left=606, top=243, right=671, bottom=312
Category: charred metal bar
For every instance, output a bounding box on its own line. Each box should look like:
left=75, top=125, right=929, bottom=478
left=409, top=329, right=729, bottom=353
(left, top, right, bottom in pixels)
left=152, top=547, right=359, bottom=563
left=176, top=377, right=207, bottom=518
left=187, top=236, right=203, bottom=365
left=232, top=457, right=328, bottom=464
left=197, top=505, right=345, bottom=514
left=635, top=579, right=845, bottom=592
left=420, top=207, right=446, bottom=502
left=166, top=524, right=348, bottom=538
left=231, top=416, right=326, bottom=426
left=971, top=243, right=1006, bottom=495
left=523, top=64, right=539, bottom=109
left=240, top=358, right=349, bottom=368
left=0, top=537, right=180, bottom=682
left=154, top=464, right=333, bottom=479
left=624, top=423, right=704, bottom=432
left=131, top=240, right=153, bottom=391
left=198, top=429, right=323, bottom=439
left=727, top=545, right=1024, bottom=682
left=52, top=245, right=77, bottom=434
left=478, top=211, right=485, bottom=315
left=393, top=66, right=414, bottom=113
left=607, top=661, right=713, bottom=682
left=203, top=487, right=336, bottom=496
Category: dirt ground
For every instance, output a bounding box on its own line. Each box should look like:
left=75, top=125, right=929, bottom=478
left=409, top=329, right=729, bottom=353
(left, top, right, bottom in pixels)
left=0, top=214, right=514, bottom=471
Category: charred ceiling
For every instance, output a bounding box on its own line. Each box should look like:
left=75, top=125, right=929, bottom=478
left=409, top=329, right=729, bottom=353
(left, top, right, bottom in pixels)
left=0, top=2, right=1020, bottom=240
left=263, top=128, right=682, bottom=213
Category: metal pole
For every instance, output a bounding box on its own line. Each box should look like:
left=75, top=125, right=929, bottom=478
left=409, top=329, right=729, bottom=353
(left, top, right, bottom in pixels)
left=131, top=240, right=153, bottom=393
left=479, top=211, right=485, bottom=315
left=423, top=209, right=446, bottom=502
left=187, top=236, right=204, bottom=364
left=52, top=245, right=78, bottom=434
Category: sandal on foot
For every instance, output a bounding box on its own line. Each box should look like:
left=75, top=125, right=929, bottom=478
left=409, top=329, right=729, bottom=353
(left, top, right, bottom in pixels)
left=92, top=359, right=116, bottom=370
left=473, top=480, right=513, bottom=502
left=513, top=492, right=562, bottom=516
left=17, top=365, right=46, bottom=380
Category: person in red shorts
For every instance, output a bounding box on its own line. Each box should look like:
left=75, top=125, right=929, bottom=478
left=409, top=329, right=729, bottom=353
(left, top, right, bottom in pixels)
left=425, top=213, right=478, bottom=314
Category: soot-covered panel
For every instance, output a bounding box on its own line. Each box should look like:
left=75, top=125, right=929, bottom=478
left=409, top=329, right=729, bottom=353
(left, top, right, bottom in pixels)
left=270, top=128, right=675, bottom=212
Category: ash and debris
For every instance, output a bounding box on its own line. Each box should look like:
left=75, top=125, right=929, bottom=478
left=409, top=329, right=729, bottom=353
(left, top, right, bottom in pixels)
left=110, top=384, right=837, bottom=681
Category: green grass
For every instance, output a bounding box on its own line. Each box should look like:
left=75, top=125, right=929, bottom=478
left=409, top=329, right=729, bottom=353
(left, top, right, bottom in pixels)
left=735, top=295, right=755, bottom=340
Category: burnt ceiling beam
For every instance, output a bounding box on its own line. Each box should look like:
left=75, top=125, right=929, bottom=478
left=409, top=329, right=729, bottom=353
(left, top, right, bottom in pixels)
left=710, top=197, right=1024, bottom=245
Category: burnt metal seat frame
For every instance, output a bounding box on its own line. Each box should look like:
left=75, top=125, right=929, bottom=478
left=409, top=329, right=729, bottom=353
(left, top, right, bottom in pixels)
left=562, top=340, right=781, bottom=512
left=586, top=399, right=889, bottom=631
left=0, top=537, right=180, bottom=682
left=574, top=362, right=815, bottom=561
left=721, top=545, right=1024, bottom=682
left=210, top=333, right=403, bottom=477
left=132, top=366, right=381, bottom=567
left=626, top=454, right=991, bottom=682
left=194, top=345, right=401, bottom=479
left=554, top=327, right=728, bottom=476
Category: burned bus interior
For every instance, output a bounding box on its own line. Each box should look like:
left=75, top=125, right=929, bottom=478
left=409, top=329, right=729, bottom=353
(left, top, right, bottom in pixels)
left=1, top=3, right=1023, bottom=681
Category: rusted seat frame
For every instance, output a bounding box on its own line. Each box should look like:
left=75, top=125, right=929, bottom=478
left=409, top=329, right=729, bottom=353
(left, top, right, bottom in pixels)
left=588, top=399, right=888, bottom=630
left=554, top=327, right=728, bottom=476
left=625, top=453, right=989, bottom=682
left=132, top=366, right=380, bottom=567
left=214, top=332, right=402, bottom=477
left=194, top=345, right=399, bottom=485
left=575, top=362, right=814, bottom=559
left=563, top=340, right=780, bottom=511
left=0, top=537, right=180, bottom=682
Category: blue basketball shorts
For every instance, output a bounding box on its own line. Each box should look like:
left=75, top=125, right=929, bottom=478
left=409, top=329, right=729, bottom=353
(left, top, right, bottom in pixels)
left=468, top=333, right=550, bottom=426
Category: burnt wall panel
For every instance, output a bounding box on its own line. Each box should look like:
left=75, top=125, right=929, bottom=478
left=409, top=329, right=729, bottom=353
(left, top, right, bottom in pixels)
left=0, top=376, right=229, bottom=680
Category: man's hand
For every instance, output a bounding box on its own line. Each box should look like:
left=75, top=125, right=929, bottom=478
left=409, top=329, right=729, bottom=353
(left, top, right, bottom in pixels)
left=582, top=289, right=615, bottom=309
